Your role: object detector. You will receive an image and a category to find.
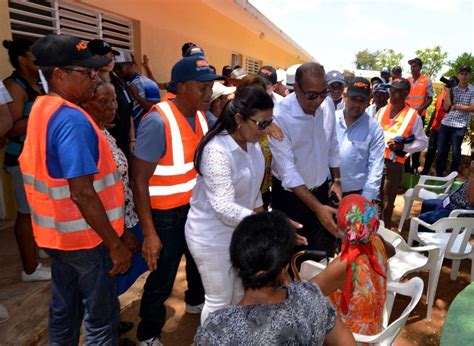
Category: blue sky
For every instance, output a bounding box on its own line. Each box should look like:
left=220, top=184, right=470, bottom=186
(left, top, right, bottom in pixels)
left=250, top=0, right=473, bottom=77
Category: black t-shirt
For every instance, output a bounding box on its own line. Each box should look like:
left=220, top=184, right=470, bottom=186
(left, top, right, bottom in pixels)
left=109, top=72, right=133, bottom=160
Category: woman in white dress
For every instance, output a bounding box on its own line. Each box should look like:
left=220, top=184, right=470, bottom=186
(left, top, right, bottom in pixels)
left=185, top=86, right=274, bottom=323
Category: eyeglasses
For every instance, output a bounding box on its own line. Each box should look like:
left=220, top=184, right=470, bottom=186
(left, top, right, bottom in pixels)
left=298, top=84, right=328, bottom=100
left=63, top=67, right=99, bottom=79
left=247, top=117, right=273, bottom=130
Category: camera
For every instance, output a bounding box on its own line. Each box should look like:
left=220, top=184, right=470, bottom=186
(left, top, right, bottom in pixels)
left=440, top=76, right=459, bottom=89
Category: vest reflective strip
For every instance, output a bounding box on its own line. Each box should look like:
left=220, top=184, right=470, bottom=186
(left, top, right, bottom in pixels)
left=23, top=171, right=121, bottom=200
left=157, top=102, right=185, bottom=166
left=406, top=96, right=425, bottom=101
left=31, top=206, right=124, bottom=233
left=149, top=178, right=196, bottom=196
left=154, top=162, right=195, bottom=176
left=196, top=111, right=209, bottom=134
left=397, top=108, right=417, bottom=136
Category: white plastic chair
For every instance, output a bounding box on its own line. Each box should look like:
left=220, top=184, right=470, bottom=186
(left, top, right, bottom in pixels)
left=408, top=211, right=474, bottom=283
left=378, top=226, right=441, bottom=320
left=353, top=277, right=424, bottom=346
left=398, top=172, right=458, bottom=232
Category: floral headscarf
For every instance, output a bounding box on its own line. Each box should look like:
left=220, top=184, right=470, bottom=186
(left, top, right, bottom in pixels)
left=336, top=194, right=386, bottom=314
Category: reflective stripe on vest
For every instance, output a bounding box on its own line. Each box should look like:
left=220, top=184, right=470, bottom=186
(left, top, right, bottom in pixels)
left=22, top=171, right=121, bottom=200
left=377, top=106, right=417, bottom=163
left=32, top=206, right=124, bottom=233
left=147, top=101, right=208, bottom=209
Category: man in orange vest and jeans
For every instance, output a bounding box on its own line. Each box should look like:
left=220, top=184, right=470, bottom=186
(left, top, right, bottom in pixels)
left=19, top=34, right=131, bottom=344
left=405, top=57, right=433, bottom=174
left=376, top=78, right=428, bottom=227
left=132, top=55, right=223, bottom=345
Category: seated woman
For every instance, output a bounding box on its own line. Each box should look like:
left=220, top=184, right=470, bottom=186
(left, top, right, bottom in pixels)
left=313, top=194, right=395, bottom=336
left=195, top=211, right=355, bottom=346
left=417, top=163, right=474, bottom=232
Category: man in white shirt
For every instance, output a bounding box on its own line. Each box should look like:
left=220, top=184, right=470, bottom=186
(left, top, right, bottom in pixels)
left=270, top=62, right=342, bottom=256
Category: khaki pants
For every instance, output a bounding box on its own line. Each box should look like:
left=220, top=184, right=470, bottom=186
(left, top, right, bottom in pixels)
left=381, top=159, right=404, bottom=228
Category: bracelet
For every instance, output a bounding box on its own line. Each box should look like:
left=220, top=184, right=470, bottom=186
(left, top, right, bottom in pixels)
left=130, top=139, right=136, bottom=142
left=333, top=178, right=341, bottom=182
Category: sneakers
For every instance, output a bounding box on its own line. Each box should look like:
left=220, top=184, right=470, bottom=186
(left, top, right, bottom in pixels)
left=0, top=304, right=9, bottom=323
left=38, top=249, right=50, bottom=259
left=185, top=302, right=204, bottom=314
left=21, top=263, right=51, bottom=282
left=138, top=337, right=163, bottom=346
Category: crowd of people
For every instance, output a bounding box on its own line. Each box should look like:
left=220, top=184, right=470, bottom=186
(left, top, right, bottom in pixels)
left=0, top=33, right=473, bottom=345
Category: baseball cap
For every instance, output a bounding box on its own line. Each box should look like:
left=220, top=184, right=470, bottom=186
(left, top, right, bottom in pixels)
left=184, top=45, right=205, bottom=58
left=258, top=66, right=277, bottom=85
left=115, top=49, right=134, bottom=64
left=392, top=66, right=402, bottom=73
left=387, top=78, right=411, bottom=91
left=408, top=58, right=423, bottom=67
left=380, top=66, right=391, bottom=74
left=347, top=77, right=371, bottom=100
left=276, top=68, right=286, bottom=83
left=87, top=39, right=119, bottom=56
left=326, top=70, right=346, bottom=85
left=211, top=82, right=236, bottom=102
left=373, top=83, right=389, bottom=93
left=171, top=56, right=225, bottom=84
left=230, top=67, right=247, bottom=80
left=459, top=65, right=472, bottom=73
left=32, top=34, right=110, bottom=68
left=286, top=64, right=301, bottom=90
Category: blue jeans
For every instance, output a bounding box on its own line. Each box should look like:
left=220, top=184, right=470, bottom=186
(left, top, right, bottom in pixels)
left=136, top=205, right=204, bottom=341
left=46, top=244, right=119, bottom=346
left=435, top=124, right=466, bottom=176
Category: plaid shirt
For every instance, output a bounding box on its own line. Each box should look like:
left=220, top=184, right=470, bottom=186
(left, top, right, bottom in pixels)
left=441, top=84, right=474, bottom=128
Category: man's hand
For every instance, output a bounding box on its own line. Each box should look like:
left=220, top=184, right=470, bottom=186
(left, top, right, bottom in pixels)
left=315, top=205, right=338, bottom=237
left=142, top=54, right=150, bottom=69
left=264, top=122, right=284, bottom=141
left=387, top=139, right=404, bottom=151
left=142, top=231, right=163, bottom=272
left=109, top=241, right=132, bottom=276
left=329, top=181, right=342, bottom=206
left=128, top=84, right=140, bottom=99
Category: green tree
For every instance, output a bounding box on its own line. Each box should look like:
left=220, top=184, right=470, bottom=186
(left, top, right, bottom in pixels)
left=376, top=49, right=404, bottom=70
left=414, top=46, right=448, bottom=78
left=354, top=49, right=379, bottom=70
left=445, top=53, right=474, bottom=83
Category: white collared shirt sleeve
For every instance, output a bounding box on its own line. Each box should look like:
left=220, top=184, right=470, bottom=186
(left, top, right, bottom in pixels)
left=362, top=124, right=385, bottom=201
left=404, top=115, right=428, bottom=154
left=200, top=145, right=253, bottom=227
left=269, top=117, right=305, bottom=190
left=327, top=100, right=341, bottom=168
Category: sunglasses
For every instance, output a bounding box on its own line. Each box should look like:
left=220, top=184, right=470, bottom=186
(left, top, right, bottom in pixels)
left=247, top=117, right=273, bottom=130
left=63, top=67, right=99, bottom=79
left=298, top=84, right=328, bottom=100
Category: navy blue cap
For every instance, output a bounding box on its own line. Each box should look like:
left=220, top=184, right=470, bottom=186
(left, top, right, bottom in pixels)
left=171, top=56, right=224, bottom=84
left=326, top=70, right=345, bottom=85
left=184, top=45, right=205, bottom=58
left=388, top=78, right=411, bottom=91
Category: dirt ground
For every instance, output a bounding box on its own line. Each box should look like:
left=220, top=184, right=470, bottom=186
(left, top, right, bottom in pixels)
left=0, top=194, right=472, bottom=345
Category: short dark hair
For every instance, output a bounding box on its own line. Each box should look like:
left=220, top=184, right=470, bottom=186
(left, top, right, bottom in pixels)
left=181, top=42, right=195, bottom=57
left=295, top=62, right=325, bottom=86
left=40, top=66, right=56, bottom=83
left=230, top=211, right=296, bottom=289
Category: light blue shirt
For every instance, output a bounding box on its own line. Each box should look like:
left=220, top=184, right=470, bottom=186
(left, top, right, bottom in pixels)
left=335, top=109, right=385, bottom=201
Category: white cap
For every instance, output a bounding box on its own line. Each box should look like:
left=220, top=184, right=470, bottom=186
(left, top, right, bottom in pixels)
left=230, top=68, right=247, bottom=80
left=211, top=82, right=236, bottom=102
left=276, top=68, right=286, bottom=84
left=115, top=49, right=133, bottom=64
left=285, top=64, right=301, bottom=90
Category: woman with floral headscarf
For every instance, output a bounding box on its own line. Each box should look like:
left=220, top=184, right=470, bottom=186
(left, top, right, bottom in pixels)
left=313, top=194, right=395, bottom=336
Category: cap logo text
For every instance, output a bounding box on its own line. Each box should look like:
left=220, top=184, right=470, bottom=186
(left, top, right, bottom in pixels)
left=76, top=41, right=87, bottom=51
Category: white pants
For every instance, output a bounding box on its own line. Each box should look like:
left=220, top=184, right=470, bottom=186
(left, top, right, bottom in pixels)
left=187, top=242, right=244, bottom=324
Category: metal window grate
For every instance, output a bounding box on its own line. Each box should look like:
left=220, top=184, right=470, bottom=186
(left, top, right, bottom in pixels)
left=7, top=0, right=133, bottom=50
left=244, top=56, right=262, bottom=74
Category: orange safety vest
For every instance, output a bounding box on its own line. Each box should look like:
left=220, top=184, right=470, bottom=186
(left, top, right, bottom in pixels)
left=161, top=92, right=176, bottom=102
left=376, top=104, right=418, bottom=164
left=18, top=95, right=125, bottom=250
left=147, top=101, right=208, bottom=210
left=406, top=75, right=429, bottom=116
left=431, top=91, right=447, bottom=131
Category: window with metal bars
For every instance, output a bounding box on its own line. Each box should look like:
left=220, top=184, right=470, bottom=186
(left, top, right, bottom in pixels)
left=244, top=56, right=262, bottom=74
left=7, top=0, right=133, bottom=51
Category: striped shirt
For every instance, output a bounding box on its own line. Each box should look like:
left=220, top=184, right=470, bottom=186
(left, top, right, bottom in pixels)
left=441, top=84, right=474, bottom=128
